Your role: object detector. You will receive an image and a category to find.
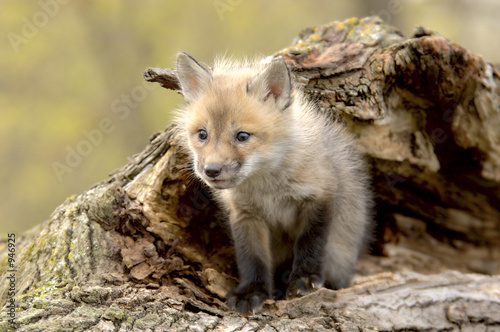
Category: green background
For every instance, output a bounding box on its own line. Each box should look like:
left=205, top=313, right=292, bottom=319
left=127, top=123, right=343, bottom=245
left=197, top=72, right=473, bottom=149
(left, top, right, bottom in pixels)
left=1, top=0, right=499, bottom=236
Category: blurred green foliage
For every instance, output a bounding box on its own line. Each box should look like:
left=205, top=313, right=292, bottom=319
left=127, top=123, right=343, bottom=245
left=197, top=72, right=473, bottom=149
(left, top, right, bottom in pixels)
left=1, top=0, right=499, bottom=235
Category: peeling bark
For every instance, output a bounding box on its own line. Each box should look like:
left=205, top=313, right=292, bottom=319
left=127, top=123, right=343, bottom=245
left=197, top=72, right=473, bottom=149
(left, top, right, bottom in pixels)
left=1, top=17, right=499, bottom=331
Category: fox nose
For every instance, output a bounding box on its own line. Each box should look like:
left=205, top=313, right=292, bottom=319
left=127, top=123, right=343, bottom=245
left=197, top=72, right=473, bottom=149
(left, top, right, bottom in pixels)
left=204, top=164, right=222, bottom=178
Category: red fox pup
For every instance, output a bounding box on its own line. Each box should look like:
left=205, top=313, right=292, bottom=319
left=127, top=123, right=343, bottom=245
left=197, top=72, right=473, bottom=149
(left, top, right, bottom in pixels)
left=175, top=52, right=372, bottom=313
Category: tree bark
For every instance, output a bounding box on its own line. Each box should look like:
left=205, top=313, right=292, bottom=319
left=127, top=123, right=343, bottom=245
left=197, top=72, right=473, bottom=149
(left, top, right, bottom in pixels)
left=1, top=17, right=499, bottom=331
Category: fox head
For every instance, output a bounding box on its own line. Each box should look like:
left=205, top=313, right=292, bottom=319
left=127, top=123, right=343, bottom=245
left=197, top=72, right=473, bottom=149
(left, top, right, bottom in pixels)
left=176, top=52, right=293, bottom=189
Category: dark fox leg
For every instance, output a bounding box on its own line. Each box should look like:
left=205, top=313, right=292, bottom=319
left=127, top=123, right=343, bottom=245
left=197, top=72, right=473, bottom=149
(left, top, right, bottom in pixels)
left=323, top=179, right=371, bottom=290
left=226, top=215, right=272, bottom=314
left=286, top=199, right=333, bottom=299
left=272, top=259, right=293, bottom=300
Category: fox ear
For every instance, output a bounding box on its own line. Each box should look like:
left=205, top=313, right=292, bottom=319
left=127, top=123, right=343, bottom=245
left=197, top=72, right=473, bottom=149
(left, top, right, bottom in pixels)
left=176, top=52, right=212, bottom=104
left=247, top=60, right=292, bottom=110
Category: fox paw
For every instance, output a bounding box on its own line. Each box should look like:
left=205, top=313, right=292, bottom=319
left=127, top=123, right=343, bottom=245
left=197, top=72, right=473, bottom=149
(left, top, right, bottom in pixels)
left=226, top=285, right=268, bottom=314
left=286, top=274, right=324, bottom=299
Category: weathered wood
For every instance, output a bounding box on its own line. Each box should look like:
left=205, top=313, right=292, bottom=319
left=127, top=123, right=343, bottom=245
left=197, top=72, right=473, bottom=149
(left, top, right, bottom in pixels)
left=1, top=16, right=499, bottom=331
left=143, top=68, right=181, bottom=92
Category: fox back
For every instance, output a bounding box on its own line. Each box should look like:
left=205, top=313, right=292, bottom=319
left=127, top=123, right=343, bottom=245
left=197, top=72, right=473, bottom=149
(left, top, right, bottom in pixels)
left=175, top=52, right=372, bottom=314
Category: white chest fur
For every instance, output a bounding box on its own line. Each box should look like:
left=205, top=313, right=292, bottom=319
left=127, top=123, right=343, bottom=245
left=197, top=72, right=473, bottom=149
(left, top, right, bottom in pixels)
left=219, top=172, right=320, bottom=232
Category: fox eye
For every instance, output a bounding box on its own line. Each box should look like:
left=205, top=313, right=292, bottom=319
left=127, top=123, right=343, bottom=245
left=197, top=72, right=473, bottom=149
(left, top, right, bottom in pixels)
left=236, top=131, right=250, bottom=142
left=198, top=129, right=208, bottom=141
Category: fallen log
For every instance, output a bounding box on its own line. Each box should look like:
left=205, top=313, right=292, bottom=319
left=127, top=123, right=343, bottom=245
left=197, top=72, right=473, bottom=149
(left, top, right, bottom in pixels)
left=1, top=16, right=499, bottom=331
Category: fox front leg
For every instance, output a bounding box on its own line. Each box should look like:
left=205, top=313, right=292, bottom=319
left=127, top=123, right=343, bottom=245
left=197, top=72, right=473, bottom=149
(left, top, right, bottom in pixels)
left=286, top=199, right=333, bottom=299
left=226, top=215, right=273, bottom=314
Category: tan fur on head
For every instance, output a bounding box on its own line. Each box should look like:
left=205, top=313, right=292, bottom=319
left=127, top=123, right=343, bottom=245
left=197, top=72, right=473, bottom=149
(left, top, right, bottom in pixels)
left=175, top=53, right=295, bottom=189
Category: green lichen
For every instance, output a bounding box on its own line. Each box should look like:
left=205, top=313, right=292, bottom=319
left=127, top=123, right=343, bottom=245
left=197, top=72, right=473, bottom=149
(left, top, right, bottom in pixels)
left=134, top=313, right=163, bottom=329
left=103, top=303, right=128, bottom=322
left=275, top=16, right=404, bottom=58
left=17, top=279, right=73, bottom=304
left=11, top=308, right=46, bottom=325
left=343, top=17, right=403, bottom=47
